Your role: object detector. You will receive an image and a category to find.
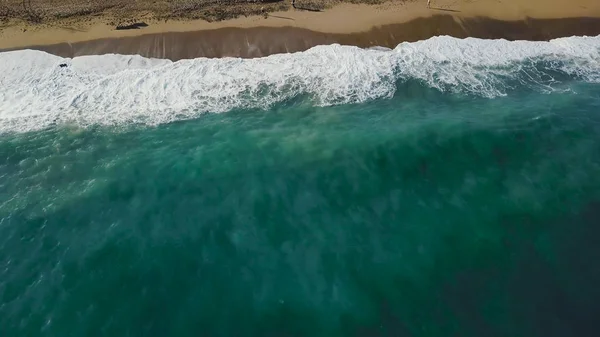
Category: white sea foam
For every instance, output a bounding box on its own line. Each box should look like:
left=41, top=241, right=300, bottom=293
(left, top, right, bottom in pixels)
left=1, top=35, right=599, bottom=133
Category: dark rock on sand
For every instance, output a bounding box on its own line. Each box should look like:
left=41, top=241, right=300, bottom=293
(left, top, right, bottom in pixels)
left=115, top=22, right=149, bottom=30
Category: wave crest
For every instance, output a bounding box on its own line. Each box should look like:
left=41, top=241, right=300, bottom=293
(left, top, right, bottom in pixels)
left=1, top=35, right=599, bottom=132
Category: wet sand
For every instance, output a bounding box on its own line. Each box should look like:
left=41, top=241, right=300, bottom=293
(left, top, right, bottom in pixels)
left=1, top=0, right=600, bottom=59
left=3, top=15, right=600, bottom=60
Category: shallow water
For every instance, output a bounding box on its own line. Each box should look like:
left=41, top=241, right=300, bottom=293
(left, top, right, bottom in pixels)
left=1, top=37, right=600, bottom=336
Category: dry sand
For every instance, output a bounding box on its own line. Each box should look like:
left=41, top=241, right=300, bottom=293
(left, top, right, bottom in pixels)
left=1, top=0, right=600, bottom=58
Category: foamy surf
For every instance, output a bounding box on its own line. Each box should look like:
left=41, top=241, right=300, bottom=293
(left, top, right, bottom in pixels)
left=1, top=35, right=599, bottom=133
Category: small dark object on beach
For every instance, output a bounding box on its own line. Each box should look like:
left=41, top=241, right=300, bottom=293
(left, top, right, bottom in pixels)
left=59, top=63, right=67, bottom=68
left=115, top=22, right=149, bottom=30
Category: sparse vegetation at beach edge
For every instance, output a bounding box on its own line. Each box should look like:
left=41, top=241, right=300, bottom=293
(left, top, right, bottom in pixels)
left=0, top=0, right=393, bottom=26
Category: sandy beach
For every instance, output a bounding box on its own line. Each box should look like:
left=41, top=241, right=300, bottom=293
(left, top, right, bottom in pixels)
left=1, top=0, right=600, bottom=59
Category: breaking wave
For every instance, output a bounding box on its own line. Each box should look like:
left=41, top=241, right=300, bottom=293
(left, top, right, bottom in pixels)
left=0, top=35, right=599, bottom=133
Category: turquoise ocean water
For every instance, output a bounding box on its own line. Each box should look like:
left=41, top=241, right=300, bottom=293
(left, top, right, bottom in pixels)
left=1, top=36, right=600, bottom=336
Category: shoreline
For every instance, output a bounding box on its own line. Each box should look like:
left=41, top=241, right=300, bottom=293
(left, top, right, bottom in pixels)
left=3, top=15, right=600, bottom=60
left=2, top=1, right=600, bottom=59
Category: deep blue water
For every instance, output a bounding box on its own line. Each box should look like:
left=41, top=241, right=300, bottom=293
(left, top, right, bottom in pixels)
left=1, top=38, right=600, bottom=336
